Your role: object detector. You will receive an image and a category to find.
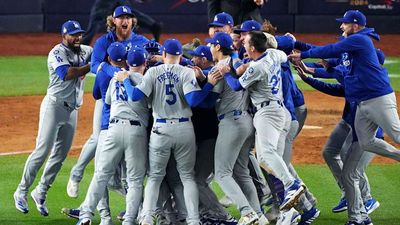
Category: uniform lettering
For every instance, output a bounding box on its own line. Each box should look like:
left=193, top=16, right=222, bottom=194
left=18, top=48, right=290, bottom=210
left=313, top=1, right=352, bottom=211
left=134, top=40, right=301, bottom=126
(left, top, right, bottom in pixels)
left=157, top=71, right=180, bottom=83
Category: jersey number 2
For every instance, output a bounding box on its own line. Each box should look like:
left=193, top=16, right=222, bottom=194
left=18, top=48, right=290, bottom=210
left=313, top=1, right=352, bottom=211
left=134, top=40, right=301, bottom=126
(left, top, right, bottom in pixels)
left=166, top=84, right=177, bottom=105
left=116, top=83, right=128, bottom=101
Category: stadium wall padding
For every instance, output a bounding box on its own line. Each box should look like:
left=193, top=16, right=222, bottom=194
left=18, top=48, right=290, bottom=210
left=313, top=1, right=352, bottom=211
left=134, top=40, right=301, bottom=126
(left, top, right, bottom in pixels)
left=1, top=0, right=399, bottom=34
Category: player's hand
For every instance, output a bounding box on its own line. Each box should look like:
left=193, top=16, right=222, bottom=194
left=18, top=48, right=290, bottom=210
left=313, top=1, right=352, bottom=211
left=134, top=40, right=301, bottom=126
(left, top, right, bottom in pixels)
left=294, top=63, right=308, bottom=80
left=319, top=59, right=330, bottom=69
left=207, top=69, right=223, bottom=85
left=288, top=51, right=301, bottom=64
left=297, top=61, right=315, bottom=75
left=114, top=68, right=129, bottom=82
left=189, top=65, right=206, bottom=82
left=217, top=64, right=231, bottom=75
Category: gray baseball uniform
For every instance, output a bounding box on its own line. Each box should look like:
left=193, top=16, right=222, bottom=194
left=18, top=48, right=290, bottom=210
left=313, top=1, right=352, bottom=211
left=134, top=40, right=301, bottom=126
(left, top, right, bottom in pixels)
left=79, top=71, right=149, bottom=225
left=15, top=43, right=92, bottom=200
left=239, top=49, right=295, bottom=189
left=69, top=99, right=103, bottom=183
left=138, top=64, right=201, bottom=225
left=212, top=58, right=262, bottom=218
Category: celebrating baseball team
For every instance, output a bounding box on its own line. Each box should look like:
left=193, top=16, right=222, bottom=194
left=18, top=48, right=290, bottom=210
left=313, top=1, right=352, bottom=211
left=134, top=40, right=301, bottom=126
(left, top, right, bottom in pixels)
left=11, top=3, right=400, bottom=225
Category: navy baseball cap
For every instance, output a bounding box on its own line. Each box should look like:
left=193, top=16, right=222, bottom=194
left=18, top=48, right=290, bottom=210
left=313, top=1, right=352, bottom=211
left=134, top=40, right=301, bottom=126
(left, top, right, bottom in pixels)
left=144, top=39, right=163, bottom=55
left=208, top=12, right=234, bottom=27
left=163, top=39, right=182, bottom=55
left=127, top=47, right=147, bottom=67
left=336, top=10, right=366, bottom=26
left=234, top=20, right=261, bottom=34
left=61, top=20, right=85, bottom=35
left=188, top=45, right=213, bottom=62
left=107, top=42, right=127, bottom=62
left=205, top=32, right=233, bottom=49
left=113, top=6, right=135, bottom=18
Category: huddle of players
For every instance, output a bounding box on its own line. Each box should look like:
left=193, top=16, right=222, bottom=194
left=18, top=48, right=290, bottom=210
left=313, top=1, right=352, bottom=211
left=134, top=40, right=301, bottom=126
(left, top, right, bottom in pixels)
left=14, top=4, right=398, bottom=225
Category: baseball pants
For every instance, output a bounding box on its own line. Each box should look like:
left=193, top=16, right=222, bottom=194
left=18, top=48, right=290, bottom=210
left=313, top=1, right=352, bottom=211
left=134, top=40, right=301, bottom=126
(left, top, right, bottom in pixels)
left=141, top=121, right=200, bottom=225
left=17, top=95, right=77, bottom=198
left=214, top=112, right=262, bottom=217
left=70, top=99, right=103, bottom=182
left=355, top=92, right=400, bottom=161
left=295, top=104, right=307, bottom=136
left=254, top=103, right=295, bottom=189
left=80, top=120, right=148, bottom=225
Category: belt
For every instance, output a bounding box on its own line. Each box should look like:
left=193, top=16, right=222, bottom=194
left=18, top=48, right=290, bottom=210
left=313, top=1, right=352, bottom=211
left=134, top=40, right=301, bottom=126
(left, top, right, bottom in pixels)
left=156, top=118, right=189, bottom=123
left=110, top=118, right=141, bottom=126
left=218, top=110, right=242, bottom=121
left=256, top=100, right=283, bottom=111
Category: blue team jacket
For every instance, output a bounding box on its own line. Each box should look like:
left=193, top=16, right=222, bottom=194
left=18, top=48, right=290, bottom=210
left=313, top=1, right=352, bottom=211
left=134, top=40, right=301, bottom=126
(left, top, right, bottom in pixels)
left=91, top=31, right=149, bottom=74
left=300, top=28, right=392, bottom=103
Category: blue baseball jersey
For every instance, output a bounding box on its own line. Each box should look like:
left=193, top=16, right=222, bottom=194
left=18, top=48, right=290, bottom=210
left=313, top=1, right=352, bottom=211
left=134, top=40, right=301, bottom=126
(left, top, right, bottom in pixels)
left=300, top=28, right=392, bottom=103
left=91, top=31, right=149, bottom=74
left=93, top=62, right=121, bottom=130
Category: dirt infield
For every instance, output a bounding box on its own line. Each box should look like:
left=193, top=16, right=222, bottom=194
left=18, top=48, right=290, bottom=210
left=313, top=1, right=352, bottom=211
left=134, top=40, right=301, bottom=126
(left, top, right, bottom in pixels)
left=0, top=33, right=399, bottom=164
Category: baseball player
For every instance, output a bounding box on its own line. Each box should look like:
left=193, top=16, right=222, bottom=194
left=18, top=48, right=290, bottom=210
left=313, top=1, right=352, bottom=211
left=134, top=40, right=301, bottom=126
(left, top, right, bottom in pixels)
left=115, top=38, right=221, bottom=225
left=223, top=31, right=305, bottom=213
left=208, top=12, right=234, bottom=38
left=288, top=10, right=398, bottom=225
left=13, top=20, right=92, bottom=216
left=91, top=5, right=148, bottom=75
left=67, top=5, right=147, bottom=198
left=188, top=45, right=238, bottom=224
left=204, top=32, right=269, bottom=225
left=294, top=42, right=383, bottom=215
left=76, top=42, right=131, bottom=225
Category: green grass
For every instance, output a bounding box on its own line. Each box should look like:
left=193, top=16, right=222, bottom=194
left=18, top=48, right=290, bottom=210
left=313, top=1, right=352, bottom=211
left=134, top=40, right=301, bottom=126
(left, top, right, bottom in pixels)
left=0, top=56, right=400, bottom=96
left=0, top=56, right=95, bottom=96
left=1, top=155, right=399, bottom=225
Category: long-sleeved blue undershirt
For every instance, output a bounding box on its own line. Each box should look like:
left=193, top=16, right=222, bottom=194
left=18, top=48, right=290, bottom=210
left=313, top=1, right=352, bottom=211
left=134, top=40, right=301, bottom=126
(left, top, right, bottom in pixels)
left=224, top=73, right=243, bottom=91
left=55, top=65, right=70, bottom=81
left=122, top=78, right=215, bottom=107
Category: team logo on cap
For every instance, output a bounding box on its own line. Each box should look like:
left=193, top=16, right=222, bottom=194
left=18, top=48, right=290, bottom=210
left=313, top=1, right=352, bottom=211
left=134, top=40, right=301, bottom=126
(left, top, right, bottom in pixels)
left=73, top=22, right=79, bottom=28
left=214, top=15, right=218, bottom=22
left=63, top=27, right=67, bottom=34
left=122, top=6, right=128, bottom=13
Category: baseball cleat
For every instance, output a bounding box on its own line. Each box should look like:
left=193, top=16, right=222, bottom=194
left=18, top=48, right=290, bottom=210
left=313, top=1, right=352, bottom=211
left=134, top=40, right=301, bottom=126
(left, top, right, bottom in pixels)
left=276, top=208, right=301, bottom=225
left=61, top=207, right=80, bottom=219
left=238, top=211, right=259, bottom=225
left=258, top=214, right=270, bottom=225
left=117, top=210, right=125, bottom=221
left=344, top=221, right=363, bottom=225
left=280, top=180, right=305, bottom=211
left=14, top=192, right=29, bottom=214
left=363, top=217, right=373, bottom=225
left=365, top=198, right=380, bottom=214
left=76, top=218, right=92, bottom=225
left=332, top=197, right=347, bottom=213
left=67, top=179, right=80, bottom=198
left=298, top=207, right=320, bottom=225
left=31, top=189, right=49, bottom=216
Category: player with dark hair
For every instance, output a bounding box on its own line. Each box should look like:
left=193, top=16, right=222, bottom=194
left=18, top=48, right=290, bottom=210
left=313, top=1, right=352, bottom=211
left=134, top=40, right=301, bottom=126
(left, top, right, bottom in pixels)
left=14, top=20, right=92, bottom=216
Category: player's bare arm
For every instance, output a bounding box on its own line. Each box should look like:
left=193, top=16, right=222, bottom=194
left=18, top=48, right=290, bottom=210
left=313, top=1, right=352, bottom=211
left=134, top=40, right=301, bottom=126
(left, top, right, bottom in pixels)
left=64, top=64, right=91, bottom=80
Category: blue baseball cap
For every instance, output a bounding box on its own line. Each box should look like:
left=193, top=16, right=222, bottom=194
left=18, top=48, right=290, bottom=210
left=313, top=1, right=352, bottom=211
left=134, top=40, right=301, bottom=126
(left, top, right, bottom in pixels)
left=107, top=42, right=127, bottom=62
left=188, top=45, right=213, bottom=61
left=144, top=39, right=163, bottom=55
left=336, top=10, right=366, bottom=26
left=376, top=49, right=385, bottom=65
left=113, top=6, right=135, bottom=18
left=127, top=47, right=147, bottom=67
left=163, top=39, right=182, bottom=55
left=208, top=12, right=234, bottom=27
left=205, top=32, right=233, bottom=49
left=61, top=20, right=85, bottom=35
left=234, top=20, right=261, bottom=34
